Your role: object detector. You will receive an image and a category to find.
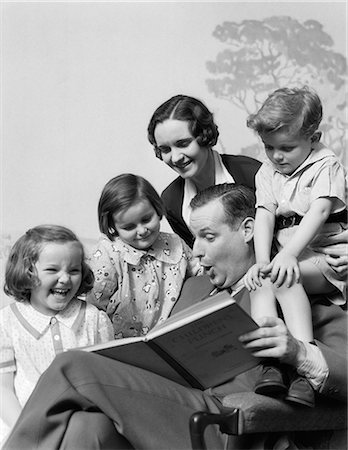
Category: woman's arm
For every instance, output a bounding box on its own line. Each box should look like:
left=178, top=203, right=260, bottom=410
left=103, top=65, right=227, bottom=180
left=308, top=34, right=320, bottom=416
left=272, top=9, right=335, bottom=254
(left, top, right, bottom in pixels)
left=0, top=372, right=22, bottom=429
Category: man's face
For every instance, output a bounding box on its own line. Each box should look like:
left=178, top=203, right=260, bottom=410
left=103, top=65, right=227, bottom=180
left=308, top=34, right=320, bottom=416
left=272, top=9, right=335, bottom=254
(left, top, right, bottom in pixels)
left=190, top=199, right=253, bottom=289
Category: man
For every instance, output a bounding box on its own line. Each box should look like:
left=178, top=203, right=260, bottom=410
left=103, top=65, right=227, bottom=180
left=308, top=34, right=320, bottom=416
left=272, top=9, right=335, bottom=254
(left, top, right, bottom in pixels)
left=4, top=184, right=347, bottom=450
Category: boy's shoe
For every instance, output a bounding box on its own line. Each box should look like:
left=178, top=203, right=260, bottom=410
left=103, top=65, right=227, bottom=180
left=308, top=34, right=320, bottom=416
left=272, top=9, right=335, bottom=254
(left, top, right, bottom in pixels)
left=254, top=364, right=288, bottom=397
left=285, top=376, right=315, bottom=408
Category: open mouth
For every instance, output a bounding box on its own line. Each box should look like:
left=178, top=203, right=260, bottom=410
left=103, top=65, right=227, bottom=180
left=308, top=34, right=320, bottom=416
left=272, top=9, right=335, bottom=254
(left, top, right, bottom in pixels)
left=203, top=266, right=213, bottom=276
left=50, top=288, right=70, bottom=297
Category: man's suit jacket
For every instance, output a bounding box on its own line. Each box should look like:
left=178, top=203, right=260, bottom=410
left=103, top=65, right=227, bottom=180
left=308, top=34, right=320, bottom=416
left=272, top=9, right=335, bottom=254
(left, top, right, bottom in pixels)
left=161, top=154, right=262, bottom=247
left=172, top=276, right=347, bottom=403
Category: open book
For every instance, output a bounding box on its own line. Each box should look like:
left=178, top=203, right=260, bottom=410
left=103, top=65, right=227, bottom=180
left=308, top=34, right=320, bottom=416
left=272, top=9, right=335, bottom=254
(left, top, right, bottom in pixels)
left=83, top=287, right=259, bottom=390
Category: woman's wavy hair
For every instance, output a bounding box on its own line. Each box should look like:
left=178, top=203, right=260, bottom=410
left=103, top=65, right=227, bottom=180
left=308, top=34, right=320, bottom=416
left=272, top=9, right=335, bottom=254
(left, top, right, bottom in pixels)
left=147, top=95, right=219, bottom=159
left=98, top=173, right=165, bottom=241
left=4, top=225, right=94, bottom=302
left=247, top=86, right=322, bottom=138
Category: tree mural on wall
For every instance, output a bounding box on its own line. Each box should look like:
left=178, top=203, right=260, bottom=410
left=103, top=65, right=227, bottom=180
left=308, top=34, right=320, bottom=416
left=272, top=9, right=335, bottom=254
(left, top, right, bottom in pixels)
left=206, top=16, right=347, bottom=164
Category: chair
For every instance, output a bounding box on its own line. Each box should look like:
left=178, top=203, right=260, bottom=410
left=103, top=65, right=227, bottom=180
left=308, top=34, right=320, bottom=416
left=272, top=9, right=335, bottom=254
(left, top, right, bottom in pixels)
left=190, top=392, right=347, bottom=449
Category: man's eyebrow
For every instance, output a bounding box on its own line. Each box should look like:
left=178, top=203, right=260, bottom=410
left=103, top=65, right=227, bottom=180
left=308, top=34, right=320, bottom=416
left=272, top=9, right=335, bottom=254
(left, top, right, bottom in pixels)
left=199, top=226, right=214, bottom=233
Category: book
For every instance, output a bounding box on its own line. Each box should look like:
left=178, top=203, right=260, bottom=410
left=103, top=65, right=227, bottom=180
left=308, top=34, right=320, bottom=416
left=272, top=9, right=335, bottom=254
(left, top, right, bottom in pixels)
left=83, top=287, right=259, bottom=390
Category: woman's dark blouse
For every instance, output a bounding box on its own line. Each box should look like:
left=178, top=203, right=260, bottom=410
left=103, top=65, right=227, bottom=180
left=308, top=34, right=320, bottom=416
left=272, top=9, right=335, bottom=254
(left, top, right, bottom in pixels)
left=161, top=154, right=261, bottom=248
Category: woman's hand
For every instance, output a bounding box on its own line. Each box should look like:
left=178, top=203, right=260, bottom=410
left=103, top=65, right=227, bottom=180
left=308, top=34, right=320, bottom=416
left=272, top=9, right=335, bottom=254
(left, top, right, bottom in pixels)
left=314, top=229, right=348, bottom=276
left=239, top=316, right=302, bottom=366
left=317, top=244, right=348, bottom=276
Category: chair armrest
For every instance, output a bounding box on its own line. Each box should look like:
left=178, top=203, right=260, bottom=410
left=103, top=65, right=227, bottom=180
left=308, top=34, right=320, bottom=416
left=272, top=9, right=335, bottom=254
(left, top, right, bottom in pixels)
left=190, top=393, right=347, bottom=449
left=221, top=392, right=347, bottom=434
left=190, top=409, right=239, bottom=450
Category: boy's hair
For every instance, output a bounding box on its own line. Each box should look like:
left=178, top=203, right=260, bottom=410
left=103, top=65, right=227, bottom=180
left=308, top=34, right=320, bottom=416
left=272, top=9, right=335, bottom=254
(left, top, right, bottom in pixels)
left=190, top=183, right=256, bottom=230
left=147, top=95, right=219, bottom=159
left=98, top=173, right=165, bottom=240
left=247, top=86, right=323, bottom=138
left=4, top=225, right=94, bottom=302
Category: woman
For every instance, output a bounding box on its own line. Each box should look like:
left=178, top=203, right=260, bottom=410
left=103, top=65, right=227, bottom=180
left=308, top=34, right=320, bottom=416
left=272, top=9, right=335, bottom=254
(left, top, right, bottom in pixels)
left=147, top=94, right=261, bottom=247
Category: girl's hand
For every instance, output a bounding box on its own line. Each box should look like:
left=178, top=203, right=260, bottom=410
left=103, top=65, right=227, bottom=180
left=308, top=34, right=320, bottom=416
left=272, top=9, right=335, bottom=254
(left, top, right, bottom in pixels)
left=263, top=251, right=300, bottom=288
left=244, top=262, right=269, bottom=291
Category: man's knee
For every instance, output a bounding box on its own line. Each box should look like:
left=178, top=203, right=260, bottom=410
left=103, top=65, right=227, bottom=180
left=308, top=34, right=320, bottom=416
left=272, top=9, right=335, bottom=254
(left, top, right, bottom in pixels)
left=62, top=412, right=133, bottom=450
left=50, top=350, right=94, bottom=373
left=68, top=411, right=113, bottom=434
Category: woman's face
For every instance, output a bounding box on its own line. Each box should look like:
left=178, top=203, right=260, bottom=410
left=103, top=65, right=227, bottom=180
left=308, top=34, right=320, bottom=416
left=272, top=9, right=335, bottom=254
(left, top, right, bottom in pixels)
left=154, top=119, right=210, bottom=180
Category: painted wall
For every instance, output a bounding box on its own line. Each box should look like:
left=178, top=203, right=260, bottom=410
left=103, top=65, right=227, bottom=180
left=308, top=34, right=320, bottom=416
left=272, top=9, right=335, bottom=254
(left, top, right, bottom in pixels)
left=1, top=1, right=347, bottom=245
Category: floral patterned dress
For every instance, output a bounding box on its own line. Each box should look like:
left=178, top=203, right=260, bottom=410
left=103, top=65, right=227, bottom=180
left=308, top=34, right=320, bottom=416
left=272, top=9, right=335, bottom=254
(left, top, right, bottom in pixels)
left=86, top=232, right=201, bottom=338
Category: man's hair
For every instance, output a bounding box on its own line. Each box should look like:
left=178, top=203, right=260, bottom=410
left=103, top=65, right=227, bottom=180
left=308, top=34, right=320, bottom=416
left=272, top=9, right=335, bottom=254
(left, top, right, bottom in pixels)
left=4, top=225, right=94, bottom=302
left=190, top=183, right=255, bottom=229
left=247, top=86, right=322, bottom=138
left=147, top=95, right=219, bottom=159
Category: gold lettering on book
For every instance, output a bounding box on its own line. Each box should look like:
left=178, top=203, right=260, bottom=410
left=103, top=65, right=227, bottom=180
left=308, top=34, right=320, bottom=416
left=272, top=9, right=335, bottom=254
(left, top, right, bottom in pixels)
left=169, top=313, right=237, bottom=345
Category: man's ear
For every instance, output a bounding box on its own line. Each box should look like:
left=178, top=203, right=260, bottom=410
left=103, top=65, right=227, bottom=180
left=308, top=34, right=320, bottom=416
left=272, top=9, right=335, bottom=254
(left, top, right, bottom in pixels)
left=311, top=131, right=322, bottom=144
left=240, top=217, right=254, bottom=243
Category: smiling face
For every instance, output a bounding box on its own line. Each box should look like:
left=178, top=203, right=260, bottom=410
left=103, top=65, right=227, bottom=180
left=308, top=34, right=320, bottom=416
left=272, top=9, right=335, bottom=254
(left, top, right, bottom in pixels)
left=190, top=199, right=254, bottom=289
left=153, top=119, right=210, bottom=181
left=113, top=199, right=161, bottom=250
left=30, top=242, right=83, bottom=316
left=261, top=129, right=313, bottom=176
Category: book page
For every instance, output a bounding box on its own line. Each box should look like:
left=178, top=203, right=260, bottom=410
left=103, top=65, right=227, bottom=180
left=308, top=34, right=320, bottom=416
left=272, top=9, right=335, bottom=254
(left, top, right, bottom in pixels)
left=83, top=335, right=144, bottom=353
left=148, top=290, right=237, bottom=339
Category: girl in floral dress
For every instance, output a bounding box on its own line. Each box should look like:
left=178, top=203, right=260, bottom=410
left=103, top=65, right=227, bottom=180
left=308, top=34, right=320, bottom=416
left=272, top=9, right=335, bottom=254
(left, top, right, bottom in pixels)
left=86, top=174, right=201, bottom=338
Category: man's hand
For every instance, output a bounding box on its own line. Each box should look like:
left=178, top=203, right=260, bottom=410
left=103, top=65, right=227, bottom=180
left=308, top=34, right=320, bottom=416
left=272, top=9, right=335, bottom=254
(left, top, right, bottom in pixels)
left=238, top=317, right=304, bottom=366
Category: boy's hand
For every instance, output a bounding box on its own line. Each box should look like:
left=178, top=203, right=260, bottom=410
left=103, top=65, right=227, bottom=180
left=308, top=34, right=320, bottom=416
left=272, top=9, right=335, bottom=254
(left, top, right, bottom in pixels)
left=244, top=262, right=269, bottom=291
left=262, top=251, right=300, bottom=288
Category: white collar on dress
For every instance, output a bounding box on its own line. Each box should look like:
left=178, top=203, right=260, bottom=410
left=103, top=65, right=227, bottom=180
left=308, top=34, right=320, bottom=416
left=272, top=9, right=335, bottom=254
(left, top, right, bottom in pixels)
left=11, top=298, right=85, bottom=339
left=182, top=150, right=235, bottom=227
left=107, top=233, right=184, bottom=265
